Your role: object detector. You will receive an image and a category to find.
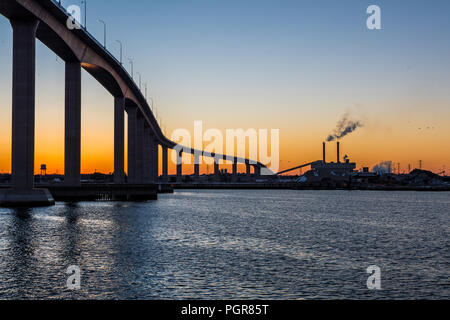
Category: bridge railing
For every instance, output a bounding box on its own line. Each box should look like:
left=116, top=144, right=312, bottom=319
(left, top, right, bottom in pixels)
left=50, top=0, right=133, bottom=80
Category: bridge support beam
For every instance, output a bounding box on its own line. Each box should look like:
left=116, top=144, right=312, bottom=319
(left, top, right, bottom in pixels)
left=254, top=165, right=261, bottom=179
left=64, top=62, right=82, bottom=186
left=152, top=139, right=159, bottom=182
left=162, top=146, right=168, bottom=182
left=232, top=157, right=238, bottom=181
left=246, top=161, right=251, bottom=179
left=114, top=97, right=125, bottom=183
left=135, top=114, right=144, bottom=184
left=143, top=125, right=152, bottom=183
left=214, top=157, right=220, bottom=180
left=194, top=152, right=200, bottom=180
left=1, top=19, right=54, bottom=207
left=176, top=150, right=183, bottom=182
left=126, top=105, right=138, bottom=184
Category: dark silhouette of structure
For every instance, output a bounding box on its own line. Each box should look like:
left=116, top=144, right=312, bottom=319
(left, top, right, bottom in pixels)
left=0, top=0, right=266, bottom=206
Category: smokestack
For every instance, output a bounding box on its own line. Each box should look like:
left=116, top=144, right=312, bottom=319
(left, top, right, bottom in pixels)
left=323, top=142, right=326, bottom=163
left=337, top=141, right=340, bottom=163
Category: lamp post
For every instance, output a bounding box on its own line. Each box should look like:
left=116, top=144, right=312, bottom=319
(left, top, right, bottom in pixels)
left=148, top=97, right=153, bottom=111
left=98, top=19, right=106, bottom=48
left=136, top=72, right=142, bottom=90
left=116, top=40, right=123, bottom=64
left=81, top=0, right=87, bottom=29
left=128, top=58, right=134, bottom=79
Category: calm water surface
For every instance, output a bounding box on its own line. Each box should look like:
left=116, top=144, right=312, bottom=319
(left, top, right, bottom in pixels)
left=0, top=190, right=448, bottom=299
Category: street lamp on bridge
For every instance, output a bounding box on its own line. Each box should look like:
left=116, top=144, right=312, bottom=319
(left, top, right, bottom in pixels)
left=136, top=72, right=142, bottom=90
left=98, top=19, right=106, bottom=48
left=115, top=40, right=123, bottom=64
left=81, top=0, right=87, bottom=29
left=128, top=58, right=134, bottom=79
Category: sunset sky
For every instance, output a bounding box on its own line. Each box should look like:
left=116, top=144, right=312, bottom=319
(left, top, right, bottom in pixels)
left=0, top=0, right=449, bottom=175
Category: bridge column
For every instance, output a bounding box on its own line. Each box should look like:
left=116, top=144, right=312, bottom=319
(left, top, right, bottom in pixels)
left=214, top=157, right=220, bottom=180
left=194, top=152, right=200, bottom=180
left=135, top=114, right=144, bottom=184
left=246, top=161, right=251, bottom=179
left=64, top=62, right=82, bottom=187
left=114, top=97, right=125, bottom=183
left=10, top=19, right=39, bottom=191
left=162, top=146, right=168, bottom=182
left=254, top=165, right=261, bottom=179
left=143, top=125, right=152, bottom=183
left=232, top=157, right=238, bottom=181
left=126, top=105, right=138, bottom=184
left=0, top=19, right=54, bottom=206
left=152, top=138, right=159, bottom=182
left=176, top=150, right=183, bottom=182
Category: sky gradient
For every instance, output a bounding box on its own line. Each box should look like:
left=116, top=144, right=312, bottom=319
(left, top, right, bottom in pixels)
left=0, top=0, right=449, bottom=175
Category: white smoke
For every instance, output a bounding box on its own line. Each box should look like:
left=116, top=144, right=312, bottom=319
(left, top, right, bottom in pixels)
left=326, top=113, right=364, bottom=142
left=372, top=161, right=393, bottom=175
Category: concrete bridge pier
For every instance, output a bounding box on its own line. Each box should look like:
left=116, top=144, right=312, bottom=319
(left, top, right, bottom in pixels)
left=142, top=125, right=152, bottom=183
left=214, top=157, right=220, bottom=180
left=152, top=138, right=159, bottom=182
left=194, top=152, right=200, bottom=180
left=64, top=62, right=82, bottom=186
left=135, top=114, right=144, bottom=184
left=254, top=165, right=261, bottom=179
left=176, top=150, right=183, bottom=182
left=114, top=97, right=125, bottom=183
left=0, top=19, right=54, bottom=206
left=246, top=161, right=251, bottom=179
left=162, top=146, right=168, bottom=182
left=126, top=105, right=138, bottom=184
left=232, top=157, right=238, bottom=181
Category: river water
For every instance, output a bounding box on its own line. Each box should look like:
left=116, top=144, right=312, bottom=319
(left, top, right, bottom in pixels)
left=0, top=190, right=448, bottom=299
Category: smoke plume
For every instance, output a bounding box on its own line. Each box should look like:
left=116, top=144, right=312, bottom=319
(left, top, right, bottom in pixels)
left=326, top=113, right=363, bottom=142
left=372, top=161, right=393, bottom=175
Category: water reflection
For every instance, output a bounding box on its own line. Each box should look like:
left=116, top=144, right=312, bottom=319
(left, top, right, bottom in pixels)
left=8, top=208, right=35, bottom=298
left=0, top=191, right=448, bottom=299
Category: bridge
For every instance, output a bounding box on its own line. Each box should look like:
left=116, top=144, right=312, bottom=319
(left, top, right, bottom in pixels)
left=0, top=0, right=267, bottom=206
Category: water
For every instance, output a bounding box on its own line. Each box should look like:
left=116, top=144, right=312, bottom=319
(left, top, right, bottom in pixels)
left=0, top=190, right=448, bottom=299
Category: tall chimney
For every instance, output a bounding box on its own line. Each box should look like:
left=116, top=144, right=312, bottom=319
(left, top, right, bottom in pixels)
left=337, top=141, right=340, bottom=163
left=323, top=142, right=326, bottom=163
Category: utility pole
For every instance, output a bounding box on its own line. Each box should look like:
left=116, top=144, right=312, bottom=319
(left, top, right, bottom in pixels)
left=419, top=160, right=423, bottom=170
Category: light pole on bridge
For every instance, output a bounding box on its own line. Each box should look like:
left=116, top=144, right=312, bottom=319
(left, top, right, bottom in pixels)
left=115, top=40, right=123, bottom=64
left=98, top=19, right=107, bottom=48
left=148, top=97, right=153, bottom=111
left=81, top=0, right=87, bottom=29
left=136, top=72, right=142, bottom=90
left=128, top=58, right=134, bottom=79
